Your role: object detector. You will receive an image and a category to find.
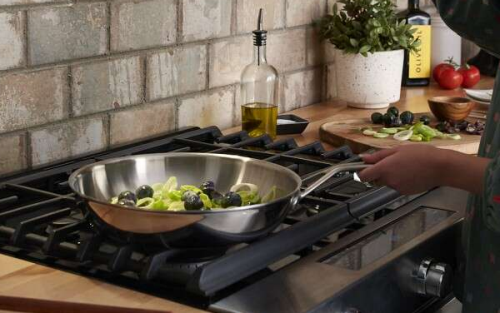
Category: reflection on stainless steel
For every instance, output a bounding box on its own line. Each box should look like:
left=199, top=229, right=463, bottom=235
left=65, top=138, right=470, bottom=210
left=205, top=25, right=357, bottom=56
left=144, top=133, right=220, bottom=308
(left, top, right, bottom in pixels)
left=69, top=153, right=370, bottom=246
left=414, top=258, right=453, bottom=298
left=322, top=207, right=452, bottom=271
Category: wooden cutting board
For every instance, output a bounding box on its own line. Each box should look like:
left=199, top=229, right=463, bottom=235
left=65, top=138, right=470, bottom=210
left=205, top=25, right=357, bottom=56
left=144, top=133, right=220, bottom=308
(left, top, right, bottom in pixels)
left=319, top=113, right=482, bottom=155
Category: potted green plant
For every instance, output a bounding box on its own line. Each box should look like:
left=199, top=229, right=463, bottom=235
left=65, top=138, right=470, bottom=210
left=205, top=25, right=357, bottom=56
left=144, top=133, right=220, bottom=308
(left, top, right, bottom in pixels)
left=316, top=0, right=420, bottom=109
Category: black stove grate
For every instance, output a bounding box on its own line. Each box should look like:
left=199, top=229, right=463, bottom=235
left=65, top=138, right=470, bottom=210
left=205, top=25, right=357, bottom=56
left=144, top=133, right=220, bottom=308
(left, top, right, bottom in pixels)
left=0, top=126, right=401, bottom=308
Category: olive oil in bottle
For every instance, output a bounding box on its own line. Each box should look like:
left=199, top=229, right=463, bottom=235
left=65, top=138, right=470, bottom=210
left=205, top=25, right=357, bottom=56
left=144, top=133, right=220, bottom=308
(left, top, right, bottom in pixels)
left=242, top=103, right=278, bottom=138
left=240, top=9, right=279, bottom=139
left=400, top=0, right=431, bottom=86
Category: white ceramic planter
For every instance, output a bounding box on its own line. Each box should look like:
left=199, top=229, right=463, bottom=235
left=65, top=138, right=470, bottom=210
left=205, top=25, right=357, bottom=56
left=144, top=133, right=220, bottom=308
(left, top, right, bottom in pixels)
left=335, top=49, right=404, bottom=109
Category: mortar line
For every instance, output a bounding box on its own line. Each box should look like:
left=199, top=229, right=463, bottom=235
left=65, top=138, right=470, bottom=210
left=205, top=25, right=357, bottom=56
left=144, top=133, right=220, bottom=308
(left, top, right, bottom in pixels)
left=205, top=42, right=210, bottom=90
left=142, top=54, right=148, bottom=103
left=25, top=131, right=32, bottom=169
left=0, top=1, right=72, bottom=13
left=23, top=10, right=29, bottom=67
left=106, top=0, right=112, bottom=54
left=104, top=112, right=111, bottom=148
left=67, top=66, right=74, bottom=118
left=176, top=0, right=182, bottom=43
left=230, top=0, right=236, bottom=36
left=284, top=0, right=288, bottom=29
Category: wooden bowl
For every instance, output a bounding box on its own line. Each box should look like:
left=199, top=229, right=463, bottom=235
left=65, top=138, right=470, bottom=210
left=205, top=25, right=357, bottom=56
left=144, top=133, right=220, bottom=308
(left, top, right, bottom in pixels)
left=428, top=96, right=474, bottom=121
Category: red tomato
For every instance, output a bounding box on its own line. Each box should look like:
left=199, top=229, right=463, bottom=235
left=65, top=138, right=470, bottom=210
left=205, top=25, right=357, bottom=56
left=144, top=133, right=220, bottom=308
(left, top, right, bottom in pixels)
left=433, top=63, right=454, bottom=82
left=458, top=65, right=481, bottom=88
left=438, top=68, right=464, bottom=90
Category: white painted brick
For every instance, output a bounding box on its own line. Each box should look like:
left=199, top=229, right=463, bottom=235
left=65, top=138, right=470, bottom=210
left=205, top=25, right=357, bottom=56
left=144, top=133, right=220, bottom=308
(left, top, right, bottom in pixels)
left=286, top=0, right=326, bottom=27
left=326, top=64, right=337, bottom=100
left=268, top=29, right=306, bottom=72
left=72, top=57, right=144, bottom=116
left=0, top=68, right=68, bottom=133
left=111, top=0, right=177, bottom=52
left=181, top=0, right=232, bottom=42
left=110, top=101, right=175, bottom=146
left=28, top=3, right=108, bottom=65
left=147, top=44, right=206, bottom=101
left=283, top=69, right=322, bottom=112
left=209, top=35, right=253, bottom=88
left=0, top=134, right=26, bottom=176
left=30, top=117, right=107, bottom=166
left=179, top=88, right=235, bottom=129
left=0, top=12, right=24, bottom=70
left=236, top=0, right=285, bottom=34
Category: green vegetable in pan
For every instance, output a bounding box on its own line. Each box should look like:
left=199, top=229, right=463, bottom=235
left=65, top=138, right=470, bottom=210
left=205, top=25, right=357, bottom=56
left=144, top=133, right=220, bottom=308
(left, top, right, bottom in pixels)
left=110, top=177, right=279, bottom=212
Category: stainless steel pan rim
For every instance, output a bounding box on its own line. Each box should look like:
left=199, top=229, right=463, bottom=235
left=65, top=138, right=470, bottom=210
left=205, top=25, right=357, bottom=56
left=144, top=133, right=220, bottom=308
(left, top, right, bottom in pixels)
left=68, top=152, right=303, bottom=215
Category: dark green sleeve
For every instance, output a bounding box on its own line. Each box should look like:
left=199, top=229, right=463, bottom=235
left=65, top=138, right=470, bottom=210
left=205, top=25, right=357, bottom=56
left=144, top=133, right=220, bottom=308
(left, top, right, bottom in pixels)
left=434, top=0, right=500, bottom=57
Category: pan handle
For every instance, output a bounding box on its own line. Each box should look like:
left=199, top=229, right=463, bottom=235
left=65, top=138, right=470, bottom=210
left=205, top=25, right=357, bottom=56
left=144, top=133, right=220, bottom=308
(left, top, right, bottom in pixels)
left=299, top=162, right=371, bottom=200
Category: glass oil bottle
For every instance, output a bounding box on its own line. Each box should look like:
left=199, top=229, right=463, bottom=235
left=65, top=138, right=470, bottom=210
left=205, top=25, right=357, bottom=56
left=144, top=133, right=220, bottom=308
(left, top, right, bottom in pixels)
left=240, top=9, right=279, bottom=139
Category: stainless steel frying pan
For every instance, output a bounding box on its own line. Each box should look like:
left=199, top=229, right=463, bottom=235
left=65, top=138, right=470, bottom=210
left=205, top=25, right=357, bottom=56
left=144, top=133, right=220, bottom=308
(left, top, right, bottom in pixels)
left=68, top=153, right=369, bottom=247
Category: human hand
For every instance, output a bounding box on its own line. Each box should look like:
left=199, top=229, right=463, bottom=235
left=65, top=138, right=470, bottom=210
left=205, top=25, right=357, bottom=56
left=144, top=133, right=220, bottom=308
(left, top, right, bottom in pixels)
left=358, top=145, right=448, bottom=195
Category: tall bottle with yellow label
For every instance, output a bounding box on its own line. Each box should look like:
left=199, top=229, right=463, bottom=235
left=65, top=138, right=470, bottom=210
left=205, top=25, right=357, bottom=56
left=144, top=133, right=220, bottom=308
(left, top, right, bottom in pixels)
left=400, top=0, right=431, bottom=86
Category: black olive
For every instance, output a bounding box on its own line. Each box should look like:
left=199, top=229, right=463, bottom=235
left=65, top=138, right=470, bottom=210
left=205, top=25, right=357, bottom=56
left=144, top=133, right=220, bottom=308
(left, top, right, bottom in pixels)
left=393, top=117, right=403, bottom=127
left=181, top=190, right=198, bottom=202
left=118, top=199, right=136, bottom=207
left=387, top=107, right=399, bottom=117
left=466, top=124, right=477, bottom=134
left=419, top=115, right=431, bottom=125
left=383, top=113, right=396, bottom=127
left=118, top=191, right=137, bottom=203
left=436, top=122, right=447, bottom=132
left=208, top=190, right=223, bottom=201
left=184, top=193, right=204, bottom=210
left=136, top=185, right=154, bottom=200
left=371, top=112, right=384, bottom=124
left=211, top=191, right=224, bottom=206
left=222, top=192, right=242, bottom=208
left=400, top=111, right=414, bottom=125
left=200, top=181, right=215, bottom=195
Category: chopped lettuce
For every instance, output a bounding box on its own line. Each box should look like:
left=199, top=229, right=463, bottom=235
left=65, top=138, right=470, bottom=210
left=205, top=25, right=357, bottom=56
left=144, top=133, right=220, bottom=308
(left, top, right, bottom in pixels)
left=180, top=185, right=203, bottom=194
left=167, top=190, right=182, bottom=201
left=168, top=201, right=185, bottom=211
left=137, top=197, right=154, bottom=207
left=200, top=193, right=213, bottom=209
left=237, top=190, right=261, bottom=205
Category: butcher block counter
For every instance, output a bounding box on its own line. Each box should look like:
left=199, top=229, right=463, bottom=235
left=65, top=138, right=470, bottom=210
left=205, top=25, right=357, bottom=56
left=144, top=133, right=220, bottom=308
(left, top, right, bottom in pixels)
left=0, top=79, right=493, bottom=313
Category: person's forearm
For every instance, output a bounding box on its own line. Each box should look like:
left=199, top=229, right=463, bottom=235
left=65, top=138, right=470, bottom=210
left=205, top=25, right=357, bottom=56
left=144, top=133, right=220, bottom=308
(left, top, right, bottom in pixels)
left=436, top=150, right=491, bottom=195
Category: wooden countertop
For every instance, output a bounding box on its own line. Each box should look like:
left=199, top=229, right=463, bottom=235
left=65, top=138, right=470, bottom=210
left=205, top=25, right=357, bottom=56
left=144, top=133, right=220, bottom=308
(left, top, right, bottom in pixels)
left=0, top=79, right=494, bottom=313
left=225, top=79, right=494, bottom=148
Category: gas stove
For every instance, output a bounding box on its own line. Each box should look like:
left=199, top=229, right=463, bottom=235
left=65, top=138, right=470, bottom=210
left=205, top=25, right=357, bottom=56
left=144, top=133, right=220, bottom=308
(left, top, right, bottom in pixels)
left=0, top=126, right=465, bottom=313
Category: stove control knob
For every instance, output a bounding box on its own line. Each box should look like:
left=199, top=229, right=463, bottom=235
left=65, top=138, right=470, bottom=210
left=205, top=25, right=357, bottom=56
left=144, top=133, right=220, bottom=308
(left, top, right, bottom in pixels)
left=414, top=258, right=452, bottom=297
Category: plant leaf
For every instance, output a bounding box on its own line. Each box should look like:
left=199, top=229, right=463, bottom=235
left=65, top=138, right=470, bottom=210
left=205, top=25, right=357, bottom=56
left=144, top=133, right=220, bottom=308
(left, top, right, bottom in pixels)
left=359, top=45, right=371, bottom=53
left=350, top=38, right=359, bottom=47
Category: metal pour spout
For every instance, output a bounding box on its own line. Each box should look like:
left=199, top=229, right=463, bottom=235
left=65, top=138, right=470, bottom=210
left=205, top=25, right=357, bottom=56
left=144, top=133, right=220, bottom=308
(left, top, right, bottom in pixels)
left=257, top=8, right=263, bottom=30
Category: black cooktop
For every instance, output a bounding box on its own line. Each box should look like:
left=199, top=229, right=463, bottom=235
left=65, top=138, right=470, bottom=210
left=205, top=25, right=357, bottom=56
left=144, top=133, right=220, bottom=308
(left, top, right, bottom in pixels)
left=0, top=126, right=401, bottom=308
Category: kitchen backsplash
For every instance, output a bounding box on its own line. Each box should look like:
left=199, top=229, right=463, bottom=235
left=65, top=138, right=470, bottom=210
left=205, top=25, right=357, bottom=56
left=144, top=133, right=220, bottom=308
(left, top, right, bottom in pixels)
left=0, top=0, right=472, bottom=176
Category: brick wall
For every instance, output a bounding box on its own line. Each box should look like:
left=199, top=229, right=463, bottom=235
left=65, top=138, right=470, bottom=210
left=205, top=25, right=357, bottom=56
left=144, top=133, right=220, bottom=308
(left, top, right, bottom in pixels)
left=0, top=0, right=450, bottom=177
